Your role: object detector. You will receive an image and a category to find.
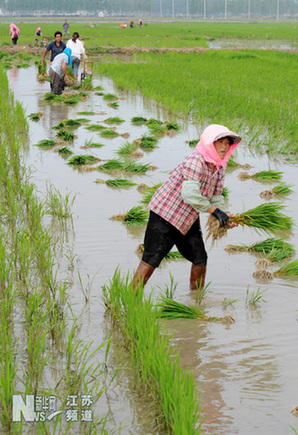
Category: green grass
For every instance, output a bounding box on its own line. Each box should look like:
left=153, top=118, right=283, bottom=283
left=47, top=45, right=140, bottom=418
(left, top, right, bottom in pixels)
left=67, top=155, right=99, bottom=165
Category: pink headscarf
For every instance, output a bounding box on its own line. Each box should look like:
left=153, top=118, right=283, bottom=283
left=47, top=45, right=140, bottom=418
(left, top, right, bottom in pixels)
left=195, top=124, right=241, bottom=169
left=10, top=23, right=19, bottom=35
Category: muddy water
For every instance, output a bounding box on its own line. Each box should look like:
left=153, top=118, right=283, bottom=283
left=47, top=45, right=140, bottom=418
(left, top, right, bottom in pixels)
left=8, top=65, right=298, bottom=435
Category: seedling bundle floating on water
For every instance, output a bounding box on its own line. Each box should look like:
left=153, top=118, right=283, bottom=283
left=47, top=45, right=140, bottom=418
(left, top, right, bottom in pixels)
left=111, top=205, right=149, bottom=226
left=97, top=159, right=150, bottom=173
left=260, top=182, right=294, bottom=199
left=104, top=117, right=124, bottom=124
left=35, top=139, right=56, bottom=147
left=206, top=202, right=294, bottom=243
left=238, top=170, right=283, bottom=181
left=226, top=237, right=295, bottom=262
left=28, top=112, right=42, bottom=121
left=157, top=296, right=226, bottom=321
left=58, top=146, right=73, bottom=155
left=131, top=116, right=147, bottom=124
left=139, top=135, right=158, bottom=149
left=274, top=259, right=298, bottom=276
left=68, top=155, right=100, bottom=166
left=56, top=129, right=75, bottom=142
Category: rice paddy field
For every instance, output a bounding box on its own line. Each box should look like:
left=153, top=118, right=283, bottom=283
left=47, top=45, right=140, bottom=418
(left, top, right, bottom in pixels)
left=1, top=21, right=298, bottom=435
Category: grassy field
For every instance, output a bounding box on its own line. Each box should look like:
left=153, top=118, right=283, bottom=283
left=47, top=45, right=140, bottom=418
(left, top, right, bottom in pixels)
left=0, top=22, right=297, bottom=48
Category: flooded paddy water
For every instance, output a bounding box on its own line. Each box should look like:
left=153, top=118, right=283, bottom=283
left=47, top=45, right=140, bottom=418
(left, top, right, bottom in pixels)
left=7, top=65, right=298, bottom=435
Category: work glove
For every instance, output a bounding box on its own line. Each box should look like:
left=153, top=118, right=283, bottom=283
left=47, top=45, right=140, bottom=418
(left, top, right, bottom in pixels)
left=212, top=208, right=229, bottom=227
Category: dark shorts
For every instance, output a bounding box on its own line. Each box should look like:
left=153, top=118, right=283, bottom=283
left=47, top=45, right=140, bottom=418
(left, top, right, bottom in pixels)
left=142, top=211, right=207, bottom=268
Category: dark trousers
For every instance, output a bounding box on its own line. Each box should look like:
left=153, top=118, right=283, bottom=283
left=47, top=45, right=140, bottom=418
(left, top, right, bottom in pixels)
left=49, top=69, right=64, bottom=95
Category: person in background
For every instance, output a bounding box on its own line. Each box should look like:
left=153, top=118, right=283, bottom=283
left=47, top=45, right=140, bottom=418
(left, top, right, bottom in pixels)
left=130, top=19, right=134, bottom=28
left=66, top=32, right=87, bottom=79
left=131, top=124, right=241, bottom=292
left=35, top=27, right=42, bottom=37
left=41, top=31, right=66, bottom=67
left=139, top=19, right=143, bottom=28
left=9, top=23, right=19, bottom=45
left=48, top=48, right=72, bottom=95
left=63, top=19, right=70, bottom=38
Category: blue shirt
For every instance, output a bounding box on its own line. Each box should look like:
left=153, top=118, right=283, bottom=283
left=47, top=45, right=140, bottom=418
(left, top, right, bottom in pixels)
left=46, top=41, right=66, bottom=62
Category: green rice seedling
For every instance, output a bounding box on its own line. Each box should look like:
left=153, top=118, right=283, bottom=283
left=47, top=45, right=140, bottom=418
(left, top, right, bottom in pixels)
left=246, top=286, right=267, bottom=306
left=80, top=76, right=93, bottom=90
left=146, top=118, right=162, bottom=127
left=117, top=140, right=137, bottom=155
left=79, top=91, right=88, bottom=98
left=35, top=139, right=56, bottom=147
left=75, top=117, right=90, bottom=123
left=252, top=170, right=283, bottom=180
left=109, top=101, right=119, bottom=109
left=274, top=259, right=298, bottom=277
left=103, top=93, right=118, bottom=100
left=97, top=159, right=124, bottom=171
left=112, top=206, right=149, bottom=226
left=222, top=298, right=237, bottom=309
left=162, top=272, right=178, bottom=299
left=58, top=146, right=73, bottom=155
left=77, top=111, right=96, bottom=115
left=207, top=202, right=294, bottom=242
left=164, top=250, right=184, bottom=260
left=272, top=182, right=294, bottom=195
left=131, top=116, right=147, bottom=124
left=93, top=85, right=104, bottom=91
left=140, top=134, right=158, bottom=149
left=227, top=157, right=241, bottom=167
left=140, top=182, right=162, bottom=204
left=158, top=295, right=219, bottom=321
left=56, top=129, right=75, bottom=141
left=95, top=91, right=104, bottom=96
left=104, top=117, right=124, bottom=124
left=188, top=139, right=199, bottom=147
left=45, top=184, right=76, bottom=219
left=122, top=160, right=150, bottom=173
left=52, top=121, right=65, bottom=130
left=44, top=92, right=63, bottom=102
left=64, top=119, right=81, bottom=127
left=226, top=237, right=295, bottom=261
left=28, top=112, right=42, bottom=121
left=68, top=155, right=99, bottom=165
left=147, top=120, right=167, bottom=135
left=83, top=138, right=104, bottom=148
left=166, top=121, right=180, bottom=131
left=100, top=129, right=119, bottom=137
left=222, top=186, right=230, bottom=199
left=63, top=95, right=82, bottom=105
left=85, top=124, right=105, bottom=131
left=105, top=178, right=136, bottom=188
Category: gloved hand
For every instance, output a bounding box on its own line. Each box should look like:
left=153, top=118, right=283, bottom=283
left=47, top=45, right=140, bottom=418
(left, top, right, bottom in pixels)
left=212, top=208, right=229, bottom=227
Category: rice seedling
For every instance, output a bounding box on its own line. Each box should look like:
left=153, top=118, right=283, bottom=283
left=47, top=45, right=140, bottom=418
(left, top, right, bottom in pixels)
left=80, top=76, right=93, bottom=90
left=104, top=117, right=124, bottom=124
left=207, top=202, right=294, bottom=242
left=164, top=250, right=184, bottom=260
left=116, top=140, right=137, bottom=156
left=83, top=138, right=104, bottom=148
left=274, top=259, right=298, bottom=277
left=147, top=120, right=167, bottom=135
left=58, top=146, right=73, bottom=156
left=52, top=121, right=65, bottom=130
left=140, top=182, right=162, bottom=204
left=122, top=160, right=150, bottom=173
left=225, top=237, right=295, bottom=261
left=64, top=119, right=82, bottom=127
left=161, top=272, right=178, bottom=299
left=222, top=298, right=237, bottom=309
left=166, top=121, right=180, bottom=131
left=239, top=170, right=283, bottom=181
left=56, top=129, right=75, bottom=141
left=105, top=178, right=137, bottom=188
left=140, top=134, right=158, bottom=149
left=85, top=124, right=105, bottom=131
left=95, top=91, right=104, bottom=96
left=246, top=286, right=267, bottom=306
left=108, top=102, right=119, bottom=109
left=63, top=95, right=82, bottom=105
left=45, top=184, right=76, bottom=219
left=272, top=182, right=294, bottom=195
left=111, top=206, right=149, bottom=226
left=227, top=157, right=241, bottom=167
left=77, top=111, right=96, bottom=115
left=187, top=139, right=199, bottom=147
left=79, top=91, right=89, bottom=98
left=28, top=112, right=42, bottom=121
left=35, top=139, right=56, bottom=147
left=103, top=93, right=118, bottom=100
left=100, top=129, right=119, bottom=137
left=131, top=116, right=147, bottom=124
left=75, top=118, right=90, bottom=123
left=222, top=187, right=229, bottom=199
left=44, top=92, right=63, bottom=102
left=158, top=295, right=222, bottom=321
left=97, top=159, right=124, bottom=172
left=68, top=155, right=100, bottom=165
left=93, top=85, right=104, bottom=91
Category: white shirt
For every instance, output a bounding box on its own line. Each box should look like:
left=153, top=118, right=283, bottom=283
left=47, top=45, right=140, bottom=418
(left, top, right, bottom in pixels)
left=66, top=39, right=85, bottom=60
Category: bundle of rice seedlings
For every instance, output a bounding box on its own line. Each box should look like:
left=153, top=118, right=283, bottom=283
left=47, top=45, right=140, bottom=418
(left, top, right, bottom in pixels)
left=225, top=237, right=295, bottom=261
left=75, top=118, right=90, bottom=123
left=77, top=111, right=96, bottom=115
left=82, top=138, right=104, bottom=149
left=104, top=117, right=124, bottom=124
left=222, top=187, right=229, bottom=199
left=79, top=91, right=88, bottom=98
left=146, top=118, right=162, bottom=127
left=131, top=116, right=147, bottom=124
left=166, top=121, right=180, bottom=131
left=28, top=112, right=42, bottom=121
left=63, top=96, right=82, bottom=105
left=207, top=202, right=294, bottom=243
left=103, top=93, right=117, bottom=100
left=111, top=206, right=149, bottom=226
left=105, top=178, right=136, bottom=188
left=37, top=60, right=46, bottom=74
left=122, top=160, right=149, bottom=173
left=147, top=120, right=167, bottom=135
left=37, top=60, right=48, bottom=81
left=64, top=119, right=81, bottom=127
left=140, top=182, right=163, bottom=204
left=100, top=129, right=119, bottom=137
left=93, top=85, right=104, bottom=91
left=117, top=141, right=137, bottom=156
left=52, top=121, right=65, bottom=130
left=108, top=102, right=119, bottom=109
left=64, top=67, right=77, bottom=86
left=97, top=159, right=124, bottom=172
left=68, top=155, right=100, bottom=166
left=227, top=157, right=241, bottom=168
left=95, top=91, right=104, bottom=96
left=35, top=139, right=56, bottom=147
left=187, top=139, right=199, bottom=147
left=58, top=146, right=73, bottom=155
left=44, top=93, right=63, bottom=102
left=56, top=129, right=75, bottom=141
left=157, top=296, right=221, bottom=321
left=85, top=124, right=105, bottom=131
left=140, top=135, right=158, bottom=149
left=239, top=170, right=283, bottom=181
left=273, top=259, right=298, bottom=277
left=80, top=76, right=93, bottom=91
left=272, top=183, right=294, bottom=195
